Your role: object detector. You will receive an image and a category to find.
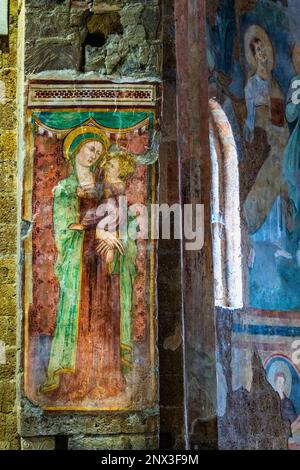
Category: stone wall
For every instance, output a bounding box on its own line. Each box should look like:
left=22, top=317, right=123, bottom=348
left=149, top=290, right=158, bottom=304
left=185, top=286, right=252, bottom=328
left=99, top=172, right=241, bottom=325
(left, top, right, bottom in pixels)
left=25, top=0, right=161, bottom=79
left=0, top=0, right=22, bottom=451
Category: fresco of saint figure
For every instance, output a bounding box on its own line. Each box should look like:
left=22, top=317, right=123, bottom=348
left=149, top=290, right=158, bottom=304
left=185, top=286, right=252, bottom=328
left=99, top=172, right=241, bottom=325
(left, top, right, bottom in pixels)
left=41, top=127, right=140, bottom=402
left=247, top=43, right=300, bottom=310
left=266, top=357, right=300, bottom=443
left=275, top=372, right=298, bottom=424
left=243, top=25, right=289, bottom=237
left=244, top=26, right=285, bottom=143
left=23, top=85, right=158, bottom=411
left=242, top=27, right=299, bottom=310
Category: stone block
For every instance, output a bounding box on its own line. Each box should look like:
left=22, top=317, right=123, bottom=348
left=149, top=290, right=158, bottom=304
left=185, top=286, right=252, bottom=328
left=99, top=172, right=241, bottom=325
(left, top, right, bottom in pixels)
left=26, top=0, right=59, bottom=7
left=0, top=340, right=5, bottom=365
left=9, top=0, right=19, bottom=18
left=0, top=81, right=5, bottom=105
left=0, top=131, right=16, bottom=161
left=87, top=13, right=123, bottom=37
left=0, top=316, right=16, bottom=346
left=70, top=7, right=89, bottom=27
left=38, top=13, right=71, bottom=39
left=21, top=436, right=55, bottom=450
left=0, top=194, right=17, bottom=223
left=25, top=43, right=82, bottom=74
left=0, top=104, right=16, bottom=130
left=0, top=440, right=10, bottom=450
left=0, top=37, right=17, bottom=69
left=8, top=436, right=20, bottom=450
left=120, top=3, right=144, bottom=28
left=0, top=413, right=6, bottom=440
left=68, top=433, right=158, bottom=450
left=0, top=162, right=16, bottom=193
left=0, top=69, right=16, bottom=102
left=20, top=402, right=159, bottom=437
left=92, top=2, right=122, bottom=14
left=0, top=258, right=16, bottom=284
left=84, top=45, right=106, bottom=72
left=0, top=346, right=16, bottom=380
left=0, top=284, right=16, bottom=315
left=5, top=413, right=18, bottom=440
left=125, top=24, right=146, bottom=47
left=0, top=380, right=16, bottom=414
left=0, top=224, right=17, bottom=256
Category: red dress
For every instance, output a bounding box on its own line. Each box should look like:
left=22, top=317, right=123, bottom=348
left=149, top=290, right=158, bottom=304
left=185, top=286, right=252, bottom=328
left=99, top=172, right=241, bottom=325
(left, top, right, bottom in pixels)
left=52, top=191, right=125, bottom=403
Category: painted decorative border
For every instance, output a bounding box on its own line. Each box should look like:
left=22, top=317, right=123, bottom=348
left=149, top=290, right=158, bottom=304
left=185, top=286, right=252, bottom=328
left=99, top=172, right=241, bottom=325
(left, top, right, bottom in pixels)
left=27, top=81, right=157, bottom=108
left=23, top=80, right=159, bottom=412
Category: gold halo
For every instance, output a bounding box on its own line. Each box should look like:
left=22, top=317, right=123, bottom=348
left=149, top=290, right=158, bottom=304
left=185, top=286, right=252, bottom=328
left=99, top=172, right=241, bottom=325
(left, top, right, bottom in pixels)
left=244, top=25, right=275, bottom=71
left=63, top=125, right=110, bottom=160
left=292, top=43, right=300, bottom=75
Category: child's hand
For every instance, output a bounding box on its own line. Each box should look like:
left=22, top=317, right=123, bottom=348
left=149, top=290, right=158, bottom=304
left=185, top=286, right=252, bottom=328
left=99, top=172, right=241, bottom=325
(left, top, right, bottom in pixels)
left=77, top=187, right=86, bottom=198
left=69, top=224, right=85, bottom=231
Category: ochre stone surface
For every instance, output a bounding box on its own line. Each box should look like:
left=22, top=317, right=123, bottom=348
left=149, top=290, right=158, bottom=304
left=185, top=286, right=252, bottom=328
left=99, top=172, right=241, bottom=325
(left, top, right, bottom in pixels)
left=21, top=437, right=55, bottom=450
left=0, top=0, right=20, bottom=451
left=0, top=131, right=17, bottom=161
left=86, top=12, right=123, bottom=37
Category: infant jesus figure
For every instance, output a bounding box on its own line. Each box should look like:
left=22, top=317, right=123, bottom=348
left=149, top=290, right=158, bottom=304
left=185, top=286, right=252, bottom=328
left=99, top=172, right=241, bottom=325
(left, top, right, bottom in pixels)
left=95, top=150, right=137, bottom=263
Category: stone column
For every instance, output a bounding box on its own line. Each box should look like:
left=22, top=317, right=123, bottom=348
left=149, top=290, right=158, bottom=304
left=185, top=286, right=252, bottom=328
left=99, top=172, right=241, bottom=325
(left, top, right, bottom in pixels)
left=158, top=0, right=185, bottom=449
left=174, top=0, right=217, bottom=449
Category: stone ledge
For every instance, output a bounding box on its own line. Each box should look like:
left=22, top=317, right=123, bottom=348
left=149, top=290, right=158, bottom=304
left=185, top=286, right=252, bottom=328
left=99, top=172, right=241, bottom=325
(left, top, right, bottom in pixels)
left=20, top=399, right=159, bottom=437
left=68, top=433, right=158, bottom=450
left=21, top=436, right=55, bottom=450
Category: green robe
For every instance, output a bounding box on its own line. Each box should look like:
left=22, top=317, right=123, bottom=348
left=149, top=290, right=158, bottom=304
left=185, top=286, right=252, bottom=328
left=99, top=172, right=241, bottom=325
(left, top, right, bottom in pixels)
left=42, top=173, right=83, bottom=392
left=42, top=173, right=137, bottom=392
left=110, top=216, right=137, bottom=374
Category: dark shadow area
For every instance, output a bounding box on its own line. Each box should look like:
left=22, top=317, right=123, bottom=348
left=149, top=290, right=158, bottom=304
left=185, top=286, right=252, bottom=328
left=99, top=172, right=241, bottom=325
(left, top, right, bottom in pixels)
left=159, top=432, right=174, bottom=450
left=83, top=32, right=106, bottom=48
left=55, top=435, right=68, bottom=450
left=158, top=0, right=185, bottom=450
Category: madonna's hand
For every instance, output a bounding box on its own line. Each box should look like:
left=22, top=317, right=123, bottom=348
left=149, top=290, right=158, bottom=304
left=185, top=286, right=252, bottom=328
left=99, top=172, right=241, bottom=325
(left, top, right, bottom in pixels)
left=96, top=229, right=124, bottom=255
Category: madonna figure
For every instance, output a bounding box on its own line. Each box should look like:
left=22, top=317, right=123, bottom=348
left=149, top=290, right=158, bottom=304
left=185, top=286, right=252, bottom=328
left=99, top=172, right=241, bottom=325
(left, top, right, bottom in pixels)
left=42, top=125, right=137, bottom=403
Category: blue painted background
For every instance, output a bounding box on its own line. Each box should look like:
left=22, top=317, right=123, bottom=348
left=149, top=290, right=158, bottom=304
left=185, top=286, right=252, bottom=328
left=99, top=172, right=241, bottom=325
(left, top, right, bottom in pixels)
left=208, top=0, right=300, bottom=311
